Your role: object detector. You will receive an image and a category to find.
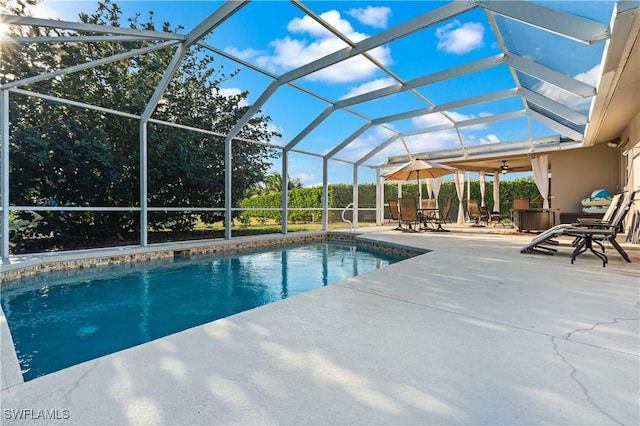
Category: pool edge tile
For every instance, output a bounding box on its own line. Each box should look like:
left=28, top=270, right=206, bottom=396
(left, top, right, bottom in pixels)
left=1, top=307, right=24, bottom=390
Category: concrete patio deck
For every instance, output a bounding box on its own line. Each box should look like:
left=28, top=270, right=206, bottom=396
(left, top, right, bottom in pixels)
left=1, top=225, right=638, bottom=425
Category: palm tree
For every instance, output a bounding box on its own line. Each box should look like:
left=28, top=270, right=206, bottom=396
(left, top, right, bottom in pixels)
left=264, top=172, right=302, bottom=193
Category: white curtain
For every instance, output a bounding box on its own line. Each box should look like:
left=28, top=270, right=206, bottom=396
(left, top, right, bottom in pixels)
left=531, top=155, right=550, bottom=209
left=431, top=177, right=443, bottom=214
left=455, top=170, right=465, bottom=224
left=466, top=173, right=471, bottom=221
left=493, top=172, right=500, bottom=212
left=479, top=171, right=486, bottom=207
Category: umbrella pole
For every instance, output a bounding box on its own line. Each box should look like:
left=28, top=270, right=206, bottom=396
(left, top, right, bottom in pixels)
left=417, top=171, right=422, bottom=231
left=396, top=182, right=403, bottom=230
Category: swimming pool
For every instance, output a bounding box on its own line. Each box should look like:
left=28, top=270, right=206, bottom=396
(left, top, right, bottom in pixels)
left=1, top=241, right=409, bottom=381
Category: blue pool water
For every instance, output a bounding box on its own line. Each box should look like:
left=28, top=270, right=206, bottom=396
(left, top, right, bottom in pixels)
left=1, top=241, right=408, bottom=381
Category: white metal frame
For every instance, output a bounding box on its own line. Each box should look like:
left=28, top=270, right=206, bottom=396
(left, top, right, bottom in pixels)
left=0, top=0, right=623, bottom=259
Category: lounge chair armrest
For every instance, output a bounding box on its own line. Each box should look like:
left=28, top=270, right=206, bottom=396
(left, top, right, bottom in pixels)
left=575, top=218, right=609, bottom=226
left=572, top=221, right=611, bottom=229
left=565, top=228, right=615, bottom=237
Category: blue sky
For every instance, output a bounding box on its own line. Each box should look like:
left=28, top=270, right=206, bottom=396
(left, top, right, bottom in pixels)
left=26, top=1, right=613, bottom=185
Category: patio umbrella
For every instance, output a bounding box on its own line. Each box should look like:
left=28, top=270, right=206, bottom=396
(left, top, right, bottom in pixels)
left=382, top=159, right=456, bottom=181
left=383, top=159, right=456, bottom=206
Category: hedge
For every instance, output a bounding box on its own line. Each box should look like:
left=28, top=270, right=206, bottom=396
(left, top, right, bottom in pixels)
left=239, top=177, right=543, bottom=223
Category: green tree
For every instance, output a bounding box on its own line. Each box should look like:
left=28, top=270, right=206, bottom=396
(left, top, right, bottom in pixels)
left=258, top=172, right=302, bottom=195
left=4, top=0, right=279, bottom=248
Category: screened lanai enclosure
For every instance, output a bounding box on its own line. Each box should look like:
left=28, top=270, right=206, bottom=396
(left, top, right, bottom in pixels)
left=1, top=0, right=637, bottom=257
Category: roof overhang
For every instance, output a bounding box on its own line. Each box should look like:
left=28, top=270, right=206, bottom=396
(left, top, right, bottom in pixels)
left=383, top=136, right=583, bottom=173
left=583, top=1, right=640, bottom=146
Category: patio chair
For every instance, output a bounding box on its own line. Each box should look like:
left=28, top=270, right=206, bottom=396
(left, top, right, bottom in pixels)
left=521, top=191, right=634, bottom=267
left=388, top=199, right=401, bottom=230
left=480, top=205, right=491, bottom=223
left=419, top=198, right=437, bottom=228
left=574, top=192, right=622, bottom=227
left=429, top=196, right=452, bottom=232
left=399, top=197, right=419, bottom=232
left=490, top=209, right=506, bottom=227
left=467, top=199, right=489, bottom=226
left=420, top=198, right=437, bottom=211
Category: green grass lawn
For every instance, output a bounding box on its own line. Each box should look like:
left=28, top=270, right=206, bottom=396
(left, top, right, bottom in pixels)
left=194, top=217, right=363, bottom=234
left=11, top=217, right=376, bottom=254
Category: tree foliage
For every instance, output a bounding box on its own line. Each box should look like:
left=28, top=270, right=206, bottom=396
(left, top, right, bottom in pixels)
left=4, top=0, right=279, bottom=248
left=245, top=172, right=303, bottom=197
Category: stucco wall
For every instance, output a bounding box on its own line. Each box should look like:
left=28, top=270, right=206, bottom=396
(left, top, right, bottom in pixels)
left=549, top=110, right=640, bottom=238
left=550, top=144, right=619, bottom=213
left=619, top=110, right=640, bottom=236
left=620, top=110, right=640, bottom=193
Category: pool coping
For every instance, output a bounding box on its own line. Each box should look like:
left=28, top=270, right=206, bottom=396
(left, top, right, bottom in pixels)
left=0, top=231, right=426, bottom=287
left=1, top=307, right=22, bottom=390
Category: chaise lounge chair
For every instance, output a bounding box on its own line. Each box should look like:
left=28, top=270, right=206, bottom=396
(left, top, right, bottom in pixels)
left=520, top=191, right=634, bottom=266
left=566, top=191, right=635, bottom=266
left=521, top=193, right=622, bottom=255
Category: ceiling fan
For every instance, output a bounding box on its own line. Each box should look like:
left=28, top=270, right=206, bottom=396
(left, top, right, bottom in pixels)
left=500, top=160, right=509, bottom=174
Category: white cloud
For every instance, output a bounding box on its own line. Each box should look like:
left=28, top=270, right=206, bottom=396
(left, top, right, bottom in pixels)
left=30, top=1, right=104, bottom=21
left=464, top=134, right=500, bottom=146
left=256, top=35, right=343, bottom=72
left=291, top=172, right=317, bottom=187
left=435, top=20, right=484, bottom=54
left=411, top=111, right=489, bottom=130
left=229, top=9, right=391, bottom=84
left=336, top=126, right=396, bottom=162
left=218, top=87, right=249, bottom=107
left=218, top=87, right=241, bottom=97
left=484, top=134, right=500, bottom=143
left=357, top=129, right=462, bottom=166
left=288, top=10, right=354, bottom=38
left=378, top=111, right=499, bottom=157
left=533, top=64, right=599, bottom=110
left=411, top=112, right=452, bottom=128
left=338, top=124, right=483, bottom=166
left=305, top=45, right=391, bottom=83
left=31, top=1, right=78, bottom=20
left=322, top=110, right=493, bottom=166
left=574, top=64, right=600, bottom=86
left=268, top=123, right=286, bottom=146
left=403, top=131, right=461, bottom=153
left=224, top=46, right=263, bottom=62
left=345, top=6, right=392, bottom=29
left=341, top=78, right=397, bottom=99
